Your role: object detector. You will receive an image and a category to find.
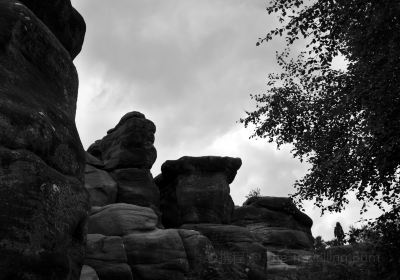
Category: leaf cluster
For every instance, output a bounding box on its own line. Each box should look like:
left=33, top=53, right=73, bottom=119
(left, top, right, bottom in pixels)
left=242, top=0, right=400, bottom=214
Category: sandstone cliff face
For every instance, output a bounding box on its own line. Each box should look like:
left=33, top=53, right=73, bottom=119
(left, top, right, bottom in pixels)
left=155, top=156, right=241, bottom=227
left=0, top=1, right=88, bottom=279
left=81, top=111, right=315, bottom=280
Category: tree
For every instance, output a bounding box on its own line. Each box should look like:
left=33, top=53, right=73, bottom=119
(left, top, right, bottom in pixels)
left=313, top=235, right=326, bottom=253
left=245, top=187, right=261, bottom=199
left=334, top=222, right=345, bottom=246
left=241, top=0, right=400, bottom=216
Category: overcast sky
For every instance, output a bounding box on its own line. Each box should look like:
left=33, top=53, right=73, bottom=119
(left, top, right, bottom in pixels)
left=71, top=0, right=381, bottom=240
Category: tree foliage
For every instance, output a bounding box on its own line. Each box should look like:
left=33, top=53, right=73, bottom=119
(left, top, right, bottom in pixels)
left=241, top=0, right=400, bottom=216
left=245, top=187, right=261, bottom=199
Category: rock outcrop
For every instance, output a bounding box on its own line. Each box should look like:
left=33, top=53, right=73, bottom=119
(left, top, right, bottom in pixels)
left=155, top=156, right=241, bottom=227
left=80, top=111, right=316, bottom=280
left=233, top=196, right=314, bottom=250
left=86, top=112, right=160, bottom=214
left=0, top=1, right=88, bottom=279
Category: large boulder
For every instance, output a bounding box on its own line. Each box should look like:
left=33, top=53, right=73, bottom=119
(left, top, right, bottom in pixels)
left=85, top=234, right=133, bottom=280
left=0, top=1, right=88, bottom=279
left=20, top=0, right=86, bottom=59
left=85, top=164, right=118, bottom=207
left=88, top=203, right=158, bottom=236
left=233, top=197, right=314, bottom=250
left=155, top=156, right=241, bottom=227
left=87, top=112, right=157, bottom=171
left=123, top=229, right=189, bottom=280
left=181, top=224, right=269, bottom=279
left=80, top=265, right=99, bottom=280
left=112, top=168, right=160, bottom=213
left=178, top=229, right=224, bottom=279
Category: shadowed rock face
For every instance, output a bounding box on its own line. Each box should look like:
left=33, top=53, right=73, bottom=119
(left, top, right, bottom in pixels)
left=0, top=1, right=88, bottom=279
left=155, top=156, right=241, bottom=227
left=87, top=112, right=157, bottom=171
left=19, top=0, right=86, bottom=59
left=233, top=197, right=314, bottom=250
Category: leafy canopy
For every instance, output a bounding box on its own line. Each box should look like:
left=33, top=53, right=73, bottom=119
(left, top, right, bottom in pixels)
left=241, top=0, right=400, bottom=214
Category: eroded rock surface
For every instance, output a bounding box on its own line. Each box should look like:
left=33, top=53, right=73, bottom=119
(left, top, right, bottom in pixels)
left=85, top=234, right=132, bottom=280
left=87, top=112, right=157, bottom=171
left=156, top=156, right=241, bottom=227
left=19, top=0, right=86, bottom=59
left=88, top=203, right=158, bottom=236
left=0, top=1, right=88, bottom=279
left=233, top=196, right=314, bottom=250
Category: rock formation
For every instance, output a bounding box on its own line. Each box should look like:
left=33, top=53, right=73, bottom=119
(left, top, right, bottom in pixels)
left=87, top=112, right=160, bottom=214
left=80, top=111, right=315, bottom=280
left=233, top=196, right=314, bottom=250
left=0, top=1, right=88, bottom=279
left=155, top=156, right=241, bottom=227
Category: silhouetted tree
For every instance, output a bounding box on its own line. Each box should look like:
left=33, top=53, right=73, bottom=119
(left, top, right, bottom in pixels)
left=241, top=0, right=400, bottom=217
left=334, top=222, right=345, bottom=245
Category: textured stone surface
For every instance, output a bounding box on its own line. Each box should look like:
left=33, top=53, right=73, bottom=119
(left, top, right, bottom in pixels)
left=156, top=156, right=241, bottom=227
left=20, top=0, right=86, bottom=59
left=87, top=112, right=157, bottom=171
left=178, top=229, right=224, bottom=279
left=181, top=224, right=269, bottom=278
left=243, top=196, right=313, bottom=228
left=86, top=234, right=127, bottom=263
left=234, top=197, right=314, bottom=250
left=84, top=234, right=133, bottom=280
left=0, top=1, right=88, bottom=279
left=88, top=203, right=158, bottom=236
left=123, top=229, right=189, bottom=280
left=85, top=164, right=118, bottom=207
left=80, top=265, right=99, bottom=280
left=112, top=168, right=160, bottom=211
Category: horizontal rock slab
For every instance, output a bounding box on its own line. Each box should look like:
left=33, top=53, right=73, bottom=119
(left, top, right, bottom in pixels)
left=243, top=196, right=313, bottom=228
left=123, top=229, right=189, bottom=280
left=159, top=156, right=242, bottom=184
left=251, top=227, right=314, bottom=250
left=84, top=261, right=133, bottom=280
left=233, top=206, right=311, bottom=234
left=85, top=164, right=117, bottom=207
left=87, top=112, right=157, bottom=170
left=88, top=203, right=157, bottom=236
left=112, top=168, right=160, bottom=211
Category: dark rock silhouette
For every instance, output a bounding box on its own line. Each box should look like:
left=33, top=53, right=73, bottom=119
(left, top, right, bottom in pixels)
left=19, top=0, right=86, bottom=59
left=0, top=1, right=88, bottom=279
left=87, top=111, right=157, bottom=171
left=155, top=156, right=241, bottom=227
left=86, top=112, right=160, bottom=215
left=233, top=196, right=314, bottom=249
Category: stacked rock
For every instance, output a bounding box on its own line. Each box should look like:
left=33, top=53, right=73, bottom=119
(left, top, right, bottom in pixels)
left=0, top=1, right=89, bottom=279
left=86, top=112, right=160, bottom=214
left=155, top=156, right=241, bottom=227
left=233, top=196, right=315, bottom=265
left=82, top=113, right=222, bottom=280
left=155, top=156, right=287, bottom=279
left=81, top=112, right=315, bottom=280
